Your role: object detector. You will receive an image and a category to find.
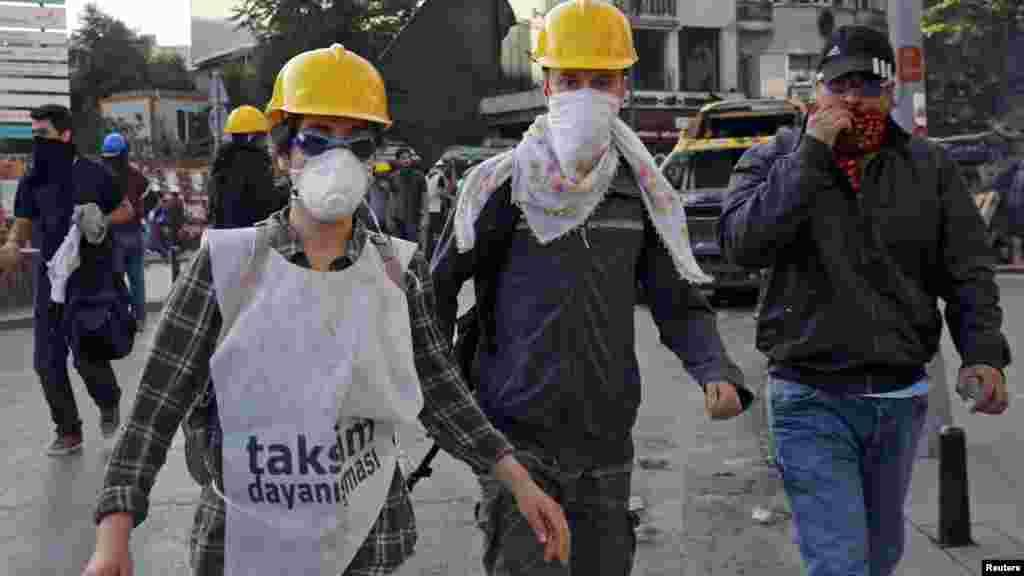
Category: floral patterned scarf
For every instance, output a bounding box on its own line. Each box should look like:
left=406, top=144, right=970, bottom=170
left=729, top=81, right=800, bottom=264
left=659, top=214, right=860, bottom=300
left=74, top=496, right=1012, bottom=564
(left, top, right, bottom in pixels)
left=453, top=115, right=711, bottom=284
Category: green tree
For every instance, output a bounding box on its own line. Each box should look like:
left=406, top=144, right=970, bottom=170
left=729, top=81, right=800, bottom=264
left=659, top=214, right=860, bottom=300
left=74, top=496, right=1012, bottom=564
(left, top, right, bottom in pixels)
left=922, top=0, right=1021, bottom=37
left=70, top=4, right=153, bottom=152
left=70, top=4, right=197, bottom=155
left=149, top=52, right=197, bottom=92
left=922, top=0, right=1024, bottom=135
left=230, top=0, right=417, bottom=103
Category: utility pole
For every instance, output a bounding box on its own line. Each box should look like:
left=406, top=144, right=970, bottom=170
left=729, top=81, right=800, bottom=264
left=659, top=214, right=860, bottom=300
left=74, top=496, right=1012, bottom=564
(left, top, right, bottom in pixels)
left=887, top=0, right=926, bottom=136
left=888, top=0, right=951, bottom=459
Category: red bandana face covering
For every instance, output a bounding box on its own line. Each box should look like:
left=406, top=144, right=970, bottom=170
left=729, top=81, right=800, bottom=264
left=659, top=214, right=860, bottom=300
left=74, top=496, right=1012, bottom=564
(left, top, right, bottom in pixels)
left=833, top=108, right=888, bottom=192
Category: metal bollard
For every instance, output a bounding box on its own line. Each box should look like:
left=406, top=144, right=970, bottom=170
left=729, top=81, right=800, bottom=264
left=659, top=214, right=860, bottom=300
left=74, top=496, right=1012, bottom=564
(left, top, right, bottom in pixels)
left=938, top=426, right=974, bottom=548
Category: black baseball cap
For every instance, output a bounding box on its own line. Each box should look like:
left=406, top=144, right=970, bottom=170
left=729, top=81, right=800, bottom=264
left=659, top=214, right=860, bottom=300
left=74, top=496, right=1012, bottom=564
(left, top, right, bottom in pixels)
left=817, top=26, right=895, bottom=84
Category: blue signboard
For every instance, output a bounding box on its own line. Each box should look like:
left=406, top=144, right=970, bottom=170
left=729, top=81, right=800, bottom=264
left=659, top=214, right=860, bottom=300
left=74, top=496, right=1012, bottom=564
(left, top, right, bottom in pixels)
left=0, top=124, right=32, bottom=140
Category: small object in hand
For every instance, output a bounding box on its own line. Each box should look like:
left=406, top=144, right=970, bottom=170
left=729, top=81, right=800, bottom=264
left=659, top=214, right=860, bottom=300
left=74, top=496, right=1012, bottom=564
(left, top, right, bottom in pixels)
left=752, top=505, right=776, bottom=525
left=957, top=376, right=982, bottom=403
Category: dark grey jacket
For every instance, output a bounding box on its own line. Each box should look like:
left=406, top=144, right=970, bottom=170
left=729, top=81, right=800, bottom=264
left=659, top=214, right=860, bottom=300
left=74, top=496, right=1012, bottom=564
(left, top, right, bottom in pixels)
left=435, top=167, right=749, bottom=471
left=720, top=119, right=1011, bottom=393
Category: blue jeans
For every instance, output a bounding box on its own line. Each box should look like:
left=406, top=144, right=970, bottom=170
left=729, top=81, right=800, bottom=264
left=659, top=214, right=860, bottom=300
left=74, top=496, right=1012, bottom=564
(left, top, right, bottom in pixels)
left=767, top=377, right=928, bottom=576
left=115, top=230, right=146, bottom=324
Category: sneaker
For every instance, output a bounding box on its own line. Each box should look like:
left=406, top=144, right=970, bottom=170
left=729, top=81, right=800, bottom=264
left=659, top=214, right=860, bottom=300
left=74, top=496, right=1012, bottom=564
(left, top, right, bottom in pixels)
left=47, top=433, right=83, bottom=456
left=100, top=404, right=121, bottom=439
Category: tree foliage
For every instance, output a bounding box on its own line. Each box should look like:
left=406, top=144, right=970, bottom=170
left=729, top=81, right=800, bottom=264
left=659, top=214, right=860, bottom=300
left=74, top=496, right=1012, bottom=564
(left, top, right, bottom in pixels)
left=922, top=0, right=1022, bottom=38
left=70, top=4, right=197, bottom=154
left=921, top=0, right=1024, bottom=136
left=229, top=0, right=418, bottom=104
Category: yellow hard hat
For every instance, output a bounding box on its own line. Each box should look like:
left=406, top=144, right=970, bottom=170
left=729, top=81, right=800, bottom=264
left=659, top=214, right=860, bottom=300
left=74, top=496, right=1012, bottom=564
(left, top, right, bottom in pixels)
left=374, top=162, right=392, bottom=174
left=280, top=44, right=392, bottom=128
left=224, top=105, right=270, bottom=134
left=265, top=66, right=288, bottom=127
left=534, top=0, right=637, bottom=70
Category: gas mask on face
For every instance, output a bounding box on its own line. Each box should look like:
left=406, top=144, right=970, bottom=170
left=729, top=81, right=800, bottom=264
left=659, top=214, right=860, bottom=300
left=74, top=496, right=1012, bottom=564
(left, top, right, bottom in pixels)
left=291, top=148, right=370, bottom=222
left=547, top=88, right=623, bottom=181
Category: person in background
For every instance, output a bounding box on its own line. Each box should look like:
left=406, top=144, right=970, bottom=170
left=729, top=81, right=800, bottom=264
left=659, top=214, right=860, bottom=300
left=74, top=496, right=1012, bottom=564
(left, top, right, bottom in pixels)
left=369, top=161, right=394, bottom=233
left=0, top=104, right=134, bottom=455
left=388, top=148, right=426, bottom=243
left=101, top=133, right=149, bottom=330
left=207, top=106, right=285, bottom=230
left=423, top=165, right=448, bottom=258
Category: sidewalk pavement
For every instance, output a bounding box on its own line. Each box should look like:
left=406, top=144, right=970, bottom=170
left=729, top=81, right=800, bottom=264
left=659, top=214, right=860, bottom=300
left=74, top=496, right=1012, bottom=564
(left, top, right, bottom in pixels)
left=740, top=290, right=1024, bottom=576
left=1, top=264, right=1020, bottom=574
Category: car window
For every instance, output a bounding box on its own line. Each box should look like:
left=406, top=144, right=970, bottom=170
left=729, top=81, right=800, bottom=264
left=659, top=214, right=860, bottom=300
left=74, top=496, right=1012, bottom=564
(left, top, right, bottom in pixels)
left=687, top=148, right=749, bottom=190
left=706, top=115, right=796, bottom=139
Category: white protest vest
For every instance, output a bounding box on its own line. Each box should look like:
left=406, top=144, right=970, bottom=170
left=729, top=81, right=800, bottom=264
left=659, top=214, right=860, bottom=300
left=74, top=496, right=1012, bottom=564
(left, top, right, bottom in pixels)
left=207, top=227, right=424, bottom=576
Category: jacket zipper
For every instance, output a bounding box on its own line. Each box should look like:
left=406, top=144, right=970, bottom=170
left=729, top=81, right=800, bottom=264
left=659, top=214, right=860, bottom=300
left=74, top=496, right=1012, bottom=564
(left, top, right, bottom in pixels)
left=860, top=156, right=880, bottom=393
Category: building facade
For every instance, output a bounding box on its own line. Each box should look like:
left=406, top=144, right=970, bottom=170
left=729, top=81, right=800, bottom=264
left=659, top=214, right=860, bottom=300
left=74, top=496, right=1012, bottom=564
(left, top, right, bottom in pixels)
left=99, top=90, right=209, bottom=157
left=736, top=0, right=888, bottom=101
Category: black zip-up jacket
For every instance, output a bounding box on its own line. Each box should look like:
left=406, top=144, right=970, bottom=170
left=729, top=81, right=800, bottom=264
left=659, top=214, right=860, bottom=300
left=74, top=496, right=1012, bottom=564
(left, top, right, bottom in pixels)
left=434, top=166, right=750, bottom=471
left=720, top=118, right=1011, bottom=394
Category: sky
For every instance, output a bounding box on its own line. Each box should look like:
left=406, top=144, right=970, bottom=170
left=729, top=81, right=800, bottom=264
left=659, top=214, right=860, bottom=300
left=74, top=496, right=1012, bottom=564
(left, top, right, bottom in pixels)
left=65, top=0, right=198, bottom=46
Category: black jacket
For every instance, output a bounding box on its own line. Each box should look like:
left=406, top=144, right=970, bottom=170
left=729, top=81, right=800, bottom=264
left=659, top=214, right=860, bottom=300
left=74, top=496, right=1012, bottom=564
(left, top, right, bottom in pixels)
left=208, top=142, right=285, bottom=229
left=720, top=119, right=1011, bottom=394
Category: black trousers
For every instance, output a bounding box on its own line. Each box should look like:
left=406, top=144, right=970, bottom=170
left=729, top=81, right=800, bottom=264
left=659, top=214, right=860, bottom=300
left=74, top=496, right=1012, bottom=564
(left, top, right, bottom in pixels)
left=33, top=263, right=120, bottom=436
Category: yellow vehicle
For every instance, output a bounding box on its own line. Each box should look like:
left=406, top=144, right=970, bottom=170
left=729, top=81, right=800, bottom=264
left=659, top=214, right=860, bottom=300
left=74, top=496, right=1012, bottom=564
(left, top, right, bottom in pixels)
left=683, top=98, right=803, bottom=143
left=661, top=98, right=801, bottom=302
left=664, top=136, right=776, bottom=192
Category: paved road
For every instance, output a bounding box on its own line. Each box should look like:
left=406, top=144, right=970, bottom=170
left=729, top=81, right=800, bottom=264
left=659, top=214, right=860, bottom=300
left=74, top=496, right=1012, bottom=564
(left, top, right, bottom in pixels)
left=0, top=278, right=1021, bottom=574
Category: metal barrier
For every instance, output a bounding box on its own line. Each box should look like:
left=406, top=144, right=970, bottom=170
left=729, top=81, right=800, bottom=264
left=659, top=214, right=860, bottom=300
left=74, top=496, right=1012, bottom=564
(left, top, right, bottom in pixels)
left=0, top=253, right=36, bottom=313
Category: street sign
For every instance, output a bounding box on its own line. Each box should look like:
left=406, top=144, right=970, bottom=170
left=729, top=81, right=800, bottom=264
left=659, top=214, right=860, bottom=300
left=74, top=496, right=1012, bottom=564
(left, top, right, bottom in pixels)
left=0, top=124, right=32, bottom=139
left=0, top=44, right=66, bottom=62
left=898, top=46, right=923, bottom=83
left=0, top=30, right=67, bottom=46
left=0, top=93, right=69, bottom=109
left=1, top=77, right=68, bottom=93
left=208, top=70, right=229, bottom=147
left=0, top=61, right=68, bottom=77
left=0, top=109, right=32, bottom=123
left=0, top=5, right=66, bottom=29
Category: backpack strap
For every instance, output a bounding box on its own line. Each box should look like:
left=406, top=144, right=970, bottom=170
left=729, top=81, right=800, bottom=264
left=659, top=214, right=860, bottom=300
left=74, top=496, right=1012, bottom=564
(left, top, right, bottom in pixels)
left=471, top=181, right=521, bottom=354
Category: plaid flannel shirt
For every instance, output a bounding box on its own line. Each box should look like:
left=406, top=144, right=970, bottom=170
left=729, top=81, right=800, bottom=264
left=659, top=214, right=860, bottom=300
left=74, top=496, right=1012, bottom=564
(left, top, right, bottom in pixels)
left=96, top=209, right=513, bottom=575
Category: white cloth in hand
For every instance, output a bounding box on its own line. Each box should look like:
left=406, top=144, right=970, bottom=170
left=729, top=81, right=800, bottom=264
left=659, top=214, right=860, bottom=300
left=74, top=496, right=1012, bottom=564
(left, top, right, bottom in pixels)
left=73, top=203, right=109, bottom=245
left=47, top=223, right=82, bottom=303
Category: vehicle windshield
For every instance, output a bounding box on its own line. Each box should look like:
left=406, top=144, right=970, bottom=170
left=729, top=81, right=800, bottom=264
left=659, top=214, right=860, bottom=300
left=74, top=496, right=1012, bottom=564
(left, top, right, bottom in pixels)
left=705, top=114, right=797, bottom=139
left=677, top=148, right=751, bottom=190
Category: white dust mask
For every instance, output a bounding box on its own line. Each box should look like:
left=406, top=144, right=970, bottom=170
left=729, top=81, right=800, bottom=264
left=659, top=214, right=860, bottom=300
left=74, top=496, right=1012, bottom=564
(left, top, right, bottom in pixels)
left=292, top=148, right=370, bottom=222
left=546, top=88, right=623, bottom=183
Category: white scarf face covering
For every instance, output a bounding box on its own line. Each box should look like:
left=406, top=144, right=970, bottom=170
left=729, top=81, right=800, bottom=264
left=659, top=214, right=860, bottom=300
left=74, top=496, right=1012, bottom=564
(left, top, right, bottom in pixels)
left=454, top=104, right=711, bottom=285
